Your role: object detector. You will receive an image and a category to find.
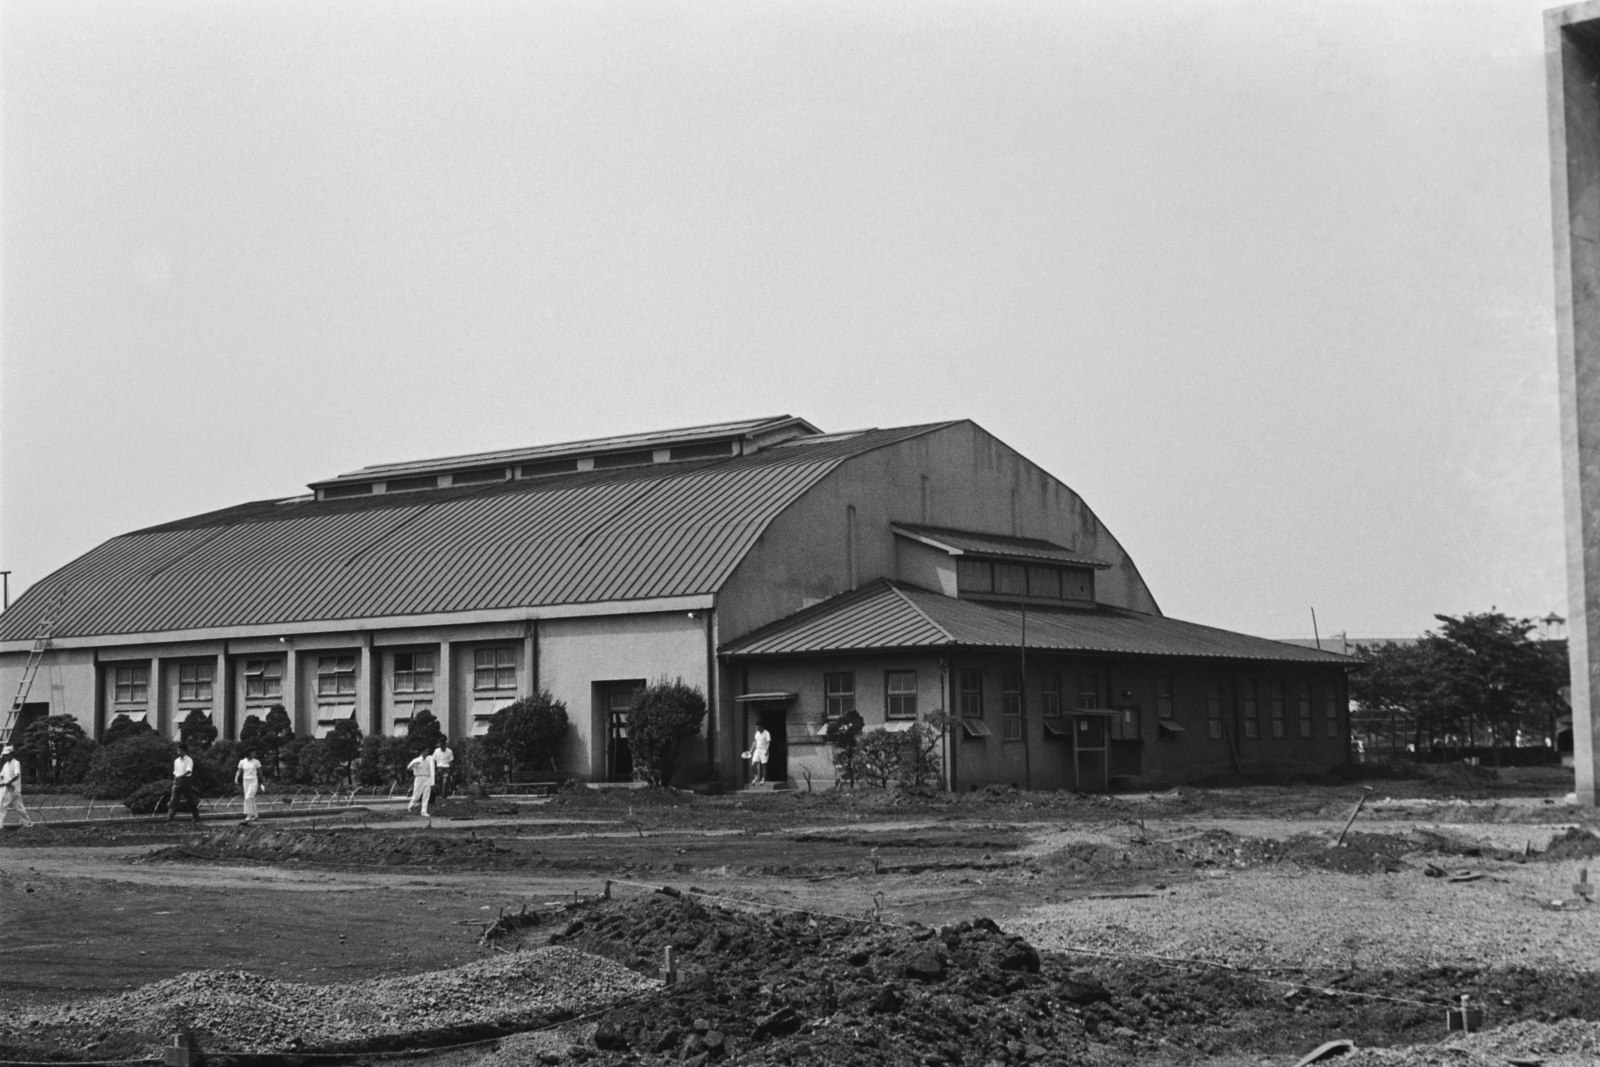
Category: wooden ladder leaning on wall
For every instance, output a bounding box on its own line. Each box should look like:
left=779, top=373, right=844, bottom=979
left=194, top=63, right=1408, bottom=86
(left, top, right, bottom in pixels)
left=3, top=595, right=65, bottom=745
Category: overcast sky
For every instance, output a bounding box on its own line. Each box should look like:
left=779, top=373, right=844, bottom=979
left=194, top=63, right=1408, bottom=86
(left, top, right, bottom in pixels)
left=0, top=0, right=1571, bottom=640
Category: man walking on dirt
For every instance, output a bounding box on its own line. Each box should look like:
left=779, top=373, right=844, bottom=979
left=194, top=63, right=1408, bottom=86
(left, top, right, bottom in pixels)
left=431, top=739, right=454, bottom=802
left=406, top=748, right=434, bottom=817
left=166, top=742, right=201, bottom=823
left=0, top=744, right=34, bottom=829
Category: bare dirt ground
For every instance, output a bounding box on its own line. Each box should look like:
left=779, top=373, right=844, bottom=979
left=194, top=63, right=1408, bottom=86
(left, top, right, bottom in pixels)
left=2, top=764, right=1599, bottom=1066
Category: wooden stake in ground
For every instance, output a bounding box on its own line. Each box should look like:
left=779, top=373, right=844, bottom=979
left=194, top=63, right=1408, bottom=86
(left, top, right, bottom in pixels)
left=1331, top=786, right=1375, bottom=848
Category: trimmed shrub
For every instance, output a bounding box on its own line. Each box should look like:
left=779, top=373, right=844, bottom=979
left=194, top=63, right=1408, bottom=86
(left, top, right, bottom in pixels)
left=627, top=679, right=706, bottom=788
left=484, top=692, right=570, bottom=783
left=103, top=714, right=156, bottom=748
left=822, top=709, right=865, bottom=788
left=82, top=734, right=180, bottom=801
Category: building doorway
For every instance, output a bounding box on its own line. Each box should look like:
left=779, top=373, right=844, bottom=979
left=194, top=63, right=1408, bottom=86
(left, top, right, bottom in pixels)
left=598, top=682, right=644, bottom=783
left=745, top=705, right=788, bottom=785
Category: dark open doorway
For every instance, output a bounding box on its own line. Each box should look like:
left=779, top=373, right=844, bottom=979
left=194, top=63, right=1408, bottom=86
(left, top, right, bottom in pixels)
left=598, top=682, right=644, bottom=783
left=745, top=704, right=788, bottom=785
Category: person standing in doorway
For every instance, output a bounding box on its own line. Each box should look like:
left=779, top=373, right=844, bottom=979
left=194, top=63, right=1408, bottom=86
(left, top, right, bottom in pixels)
left=406, top=747, right=434, bottom=817
left=166, top=742, right=200, bottom=823
left=431, top=739, right=454, bottom=802
left=750, top=724, right=772, bottom=785
left=0, top=744, right=34, bottom=829
left=235, top=748, right=263, bottom=824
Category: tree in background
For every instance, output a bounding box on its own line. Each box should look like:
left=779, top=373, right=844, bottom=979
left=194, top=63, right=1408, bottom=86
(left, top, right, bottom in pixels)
left=485, top=692, right=570, bottom=782
left=821, top=709, right=865, bottom=788
left=626, top=680, right=704, bottom=788
left=102, top=713, right=156, bottom=749
left=18, top=715, right=94, bottom=786
left=405, top=709, right=446, bottom=757
left=325, top=719, right=364, bottom=786
left=1350, top=612, right=1569, bottom=763
left=178, top=709, right=219, bottom=750
left=355, top=734, right=388, bottom=787
left=260, top=705, right=295, bottom=776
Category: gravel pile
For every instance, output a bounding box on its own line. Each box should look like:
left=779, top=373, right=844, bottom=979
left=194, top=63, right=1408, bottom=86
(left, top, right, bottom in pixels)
left=1339, top=1018, right=1600, bottom=1066
left=1013, top=864, right=1600, bottom=972
left=3, top=946, right=658, bottom=1054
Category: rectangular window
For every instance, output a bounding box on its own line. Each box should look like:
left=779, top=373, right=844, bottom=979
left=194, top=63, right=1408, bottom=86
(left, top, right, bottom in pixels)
left=994, top=563, right=1027, bottom=595
left=177, top=662, right=214, bottom=703
left=113, top=664, right=149, bottom=704
left=1062, top=568, right=1094, bottom=602
left=1269, top=680, right=1286, bottom=738
left=1001, top=672, right=1023, bottom=741
left=1241, top=679, right=1259, bottom=739
left=317, top=655, right=357, bottom=699
left=244, top=659, right=284, bottom=700
left=959, top=670, right=984, bottom=719
left=1156, top=677, right=1174, bottom=720
left=956, top=559, right=993, bottom=593
left=473, top=647, right=517, bottom=691
left=825, top=672, right=856, bottom=719
left=1041, top=673, right=1062, bottom=718
left=1027, top=566, right=1062, bottom=599
left=1077, top=673, right=1100, bottom=710
left=1207, top=680, right=1224, bottom=739
left=1298, top=681, right=1313, bottom=738
left=1325, top=687, right=1341, bottom=738
left=885, top=671, right=916, bottom=720
left=394, top=651, right=436, bottom=694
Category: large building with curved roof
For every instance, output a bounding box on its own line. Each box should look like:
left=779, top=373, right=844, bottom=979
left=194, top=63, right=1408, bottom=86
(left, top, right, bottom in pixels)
left=0, top=416, right=1352, bottom=789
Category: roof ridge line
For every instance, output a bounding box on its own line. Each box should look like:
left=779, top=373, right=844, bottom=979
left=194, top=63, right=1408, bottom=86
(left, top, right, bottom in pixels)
left=884, top=581, right=955, bottom=642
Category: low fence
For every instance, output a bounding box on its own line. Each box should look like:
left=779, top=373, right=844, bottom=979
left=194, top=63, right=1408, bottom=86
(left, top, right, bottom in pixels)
left=8, top=786, right=405, bottom=826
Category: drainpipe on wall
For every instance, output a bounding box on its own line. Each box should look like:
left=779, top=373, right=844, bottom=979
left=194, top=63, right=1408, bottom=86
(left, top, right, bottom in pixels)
left=944, top=656, right=955, bottom=792
left=704, top=607, right=717, bottom=774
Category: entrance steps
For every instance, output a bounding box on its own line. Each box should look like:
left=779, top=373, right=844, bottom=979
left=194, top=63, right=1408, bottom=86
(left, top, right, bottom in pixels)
left=741, top=780, right=791, bottom=792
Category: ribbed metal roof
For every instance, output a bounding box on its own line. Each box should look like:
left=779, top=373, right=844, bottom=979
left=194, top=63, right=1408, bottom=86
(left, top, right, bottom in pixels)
left=721, top=580, right=1356, bottom=665
left=891, top=524, right=1113, bottom=568
left=1, top=424, right=953, bottom=641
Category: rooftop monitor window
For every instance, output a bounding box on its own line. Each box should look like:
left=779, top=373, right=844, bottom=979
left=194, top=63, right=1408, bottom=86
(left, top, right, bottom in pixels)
left=956, top=559, right=993, bottom=593
left=1028, top=566, right=1061, bottom=599
left=323, top=483, right=373, bottom=499
left=386, top=475, right=439, bottom=493
left=451, top=467, right=507, bottom=484
left=994, top=563, right=1027, bottom=596
left=669, top=441, right=735, bottom=461
left=592, top=449, right=655, bottom=469
left=519, top=458, right=579, bottom=478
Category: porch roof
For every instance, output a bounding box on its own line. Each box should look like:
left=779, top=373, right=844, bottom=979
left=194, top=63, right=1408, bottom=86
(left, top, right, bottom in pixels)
left=721, top=580, right=1356, bottom=665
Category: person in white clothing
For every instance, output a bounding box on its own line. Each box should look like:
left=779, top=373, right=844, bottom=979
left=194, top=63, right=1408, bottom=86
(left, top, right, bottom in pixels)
left=0, top=744, right=33, bottom=829
left=235, top=749, right=263, bottom=823
left=406, top=750, right=435, bottom=816
left=750, top=725, right=772, bottom=784
left=166, top=742, right=200, bottom=823
left=431, top=740, right=454, bottom=802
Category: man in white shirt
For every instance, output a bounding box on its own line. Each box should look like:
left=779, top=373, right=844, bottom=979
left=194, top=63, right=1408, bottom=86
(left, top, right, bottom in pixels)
left=431, top=740, right=454, bottom=802
left=166, top=742, right=200, bottom=823
left=406, top=749, right=434, bottom=817
left=0, top=743, right=34, bottom=829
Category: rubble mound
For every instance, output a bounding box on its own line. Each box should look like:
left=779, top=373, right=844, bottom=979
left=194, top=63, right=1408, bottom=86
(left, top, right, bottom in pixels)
left=1537, top=826, right=1600, bottom=862
left=555, top=892, right=1086, bottom=1065
left=141, top=824, right=522, bottom=868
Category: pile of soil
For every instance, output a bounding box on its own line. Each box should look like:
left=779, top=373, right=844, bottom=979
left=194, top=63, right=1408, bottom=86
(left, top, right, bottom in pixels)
left=141, top=824, right=525, bottom=868
left=553, top=892, right=1089, bottom=1066
left=1537, top=826, right=1600, bottom=862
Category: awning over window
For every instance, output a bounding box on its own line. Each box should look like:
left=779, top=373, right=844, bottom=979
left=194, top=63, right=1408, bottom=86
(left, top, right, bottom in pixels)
left=735, top=691, right=798, bottom=703
left=960, top=718, right=993, bottom=738
left=1157, top=720, right=1185, bottom=735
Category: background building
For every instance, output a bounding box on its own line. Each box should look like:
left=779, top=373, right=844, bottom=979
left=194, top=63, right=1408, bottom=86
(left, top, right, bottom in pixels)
left=1, top=416, right=1351, bottom=789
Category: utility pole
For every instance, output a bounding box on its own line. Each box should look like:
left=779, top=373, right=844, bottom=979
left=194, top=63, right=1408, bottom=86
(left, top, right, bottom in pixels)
left=1, top=571, right=9, bottom=611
